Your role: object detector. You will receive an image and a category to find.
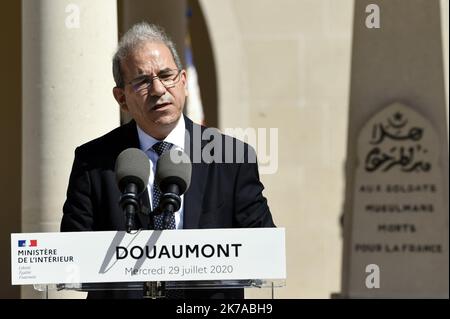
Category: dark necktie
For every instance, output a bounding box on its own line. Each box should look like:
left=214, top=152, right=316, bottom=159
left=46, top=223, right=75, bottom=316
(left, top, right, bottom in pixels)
left=152, top=141, right=176, bottom=230
left=151, top=141, right=185, bottom=298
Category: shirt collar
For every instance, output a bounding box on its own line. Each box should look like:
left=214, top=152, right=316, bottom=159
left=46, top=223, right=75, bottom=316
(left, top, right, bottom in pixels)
left=136, top=116, right=186, bottom=153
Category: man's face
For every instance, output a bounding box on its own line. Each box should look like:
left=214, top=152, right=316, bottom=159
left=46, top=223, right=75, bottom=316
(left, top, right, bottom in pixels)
left=114, top=41, right=187, bottom=138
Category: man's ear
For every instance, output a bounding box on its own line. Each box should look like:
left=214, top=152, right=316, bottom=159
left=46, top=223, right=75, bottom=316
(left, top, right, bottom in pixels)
left=181, top=70, right=188, bottom=96
left=113, top=87, right=128, bottom=111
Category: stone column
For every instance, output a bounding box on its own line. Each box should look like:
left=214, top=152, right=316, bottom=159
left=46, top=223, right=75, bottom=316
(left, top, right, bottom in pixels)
left=22, top=0, right=119, bottom=298
left=341, top=0, right=448, bottom=298
left=0, top=0, right=21, bottom=299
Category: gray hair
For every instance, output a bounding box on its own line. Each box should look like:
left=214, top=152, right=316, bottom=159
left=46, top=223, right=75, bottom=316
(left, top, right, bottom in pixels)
left=112, top=22, right=183, bottom=88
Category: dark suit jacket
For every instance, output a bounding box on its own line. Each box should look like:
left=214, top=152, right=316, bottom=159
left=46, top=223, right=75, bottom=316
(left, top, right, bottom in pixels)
left=61, top=116, right=275, bottom=299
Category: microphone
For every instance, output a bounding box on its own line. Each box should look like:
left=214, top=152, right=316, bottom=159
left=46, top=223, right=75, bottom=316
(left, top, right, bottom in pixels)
left=115, top=148, right=150, bottom=233
left=155, top=148, right=192, bottom=228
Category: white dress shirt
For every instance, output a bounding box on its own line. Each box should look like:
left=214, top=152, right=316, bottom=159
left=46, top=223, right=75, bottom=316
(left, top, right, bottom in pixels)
left=136, top=116, right=186, bottom=229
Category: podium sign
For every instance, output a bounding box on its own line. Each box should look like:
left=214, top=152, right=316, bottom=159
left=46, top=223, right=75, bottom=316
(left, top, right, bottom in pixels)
left=11, top=228, right=285, bottom=285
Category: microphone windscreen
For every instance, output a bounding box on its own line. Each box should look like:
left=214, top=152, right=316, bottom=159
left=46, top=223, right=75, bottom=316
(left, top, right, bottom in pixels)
left=115, top=148, right=150, bottom=193
left=156, top=148, right=192, bottom=194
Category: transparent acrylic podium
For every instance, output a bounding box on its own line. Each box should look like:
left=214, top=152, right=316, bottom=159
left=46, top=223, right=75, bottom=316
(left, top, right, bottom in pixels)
left=34, top=279, right=285, bottom=299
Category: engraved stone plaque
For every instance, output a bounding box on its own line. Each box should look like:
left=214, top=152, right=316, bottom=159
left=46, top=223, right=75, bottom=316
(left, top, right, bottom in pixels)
left=348, top=102, right=448, bottom=298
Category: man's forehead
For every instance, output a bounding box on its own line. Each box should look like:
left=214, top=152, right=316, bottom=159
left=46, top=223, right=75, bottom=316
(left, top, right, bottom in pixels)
left=122, top=41, right=176, bottom=74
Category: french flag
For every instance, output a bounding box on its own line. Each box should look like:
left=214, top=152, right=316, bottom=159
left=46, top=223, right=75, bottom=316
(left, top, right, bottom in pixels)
left=18, top=240, right=37, bottom=247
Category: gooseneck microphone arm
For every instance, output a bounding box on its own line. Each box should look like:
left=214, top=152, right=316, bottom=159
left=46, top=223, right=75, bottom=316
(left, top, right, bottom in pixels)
left=119, top=182, right=140, bottom=233
left=159, top=184, right=181, bottom=229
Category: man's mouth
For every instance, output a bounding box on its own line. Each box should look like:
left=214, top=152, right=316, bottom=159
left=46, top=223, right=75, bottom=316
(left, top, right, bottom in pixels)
left=153, top=102, right=171, bottom=110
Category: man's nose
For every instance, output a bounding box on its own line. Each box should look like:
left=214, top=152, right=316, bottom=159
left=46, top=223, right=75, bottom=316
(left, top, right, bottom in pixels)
left=149, top=77, right=167, bottom=97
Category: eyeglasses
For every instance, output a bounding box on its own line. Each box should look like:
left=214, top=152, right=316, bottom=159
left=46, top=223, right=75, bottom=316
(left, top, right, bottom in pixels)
left=127, top=69, right=182, bottom=94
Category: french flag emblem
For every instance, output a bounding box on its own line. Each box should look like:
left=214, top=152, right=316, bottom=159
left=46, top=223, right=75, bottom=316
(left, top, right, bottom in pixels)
left=18, top=240, right=37, bottom=247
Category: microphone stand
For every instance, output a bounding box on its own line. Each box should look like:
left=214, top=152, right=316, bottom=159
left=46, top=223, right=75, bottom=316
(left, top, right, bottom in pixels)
left=118, top=183, right=140, bottom=233
left=159, top=184, right=181, bottom=229
left=144, top=189, right=182, bottom=298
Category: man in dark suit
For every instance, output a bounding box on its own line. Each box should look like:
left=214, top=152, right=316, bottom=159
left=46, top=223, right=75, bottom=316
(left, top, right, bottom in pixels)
left=61, top=22, right=275, bottom=299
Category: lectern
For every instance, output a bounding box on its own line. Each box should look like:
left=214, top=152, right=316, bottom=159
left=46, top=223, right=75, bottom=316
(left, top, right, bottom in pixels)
left=12, top=228, right=286, bottom=299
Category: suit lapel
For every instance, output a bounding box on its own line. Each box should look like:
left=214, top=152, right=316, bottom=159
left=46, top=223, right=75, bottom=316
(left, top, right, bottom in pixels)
left=183, top=116, right=209, bottom=229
